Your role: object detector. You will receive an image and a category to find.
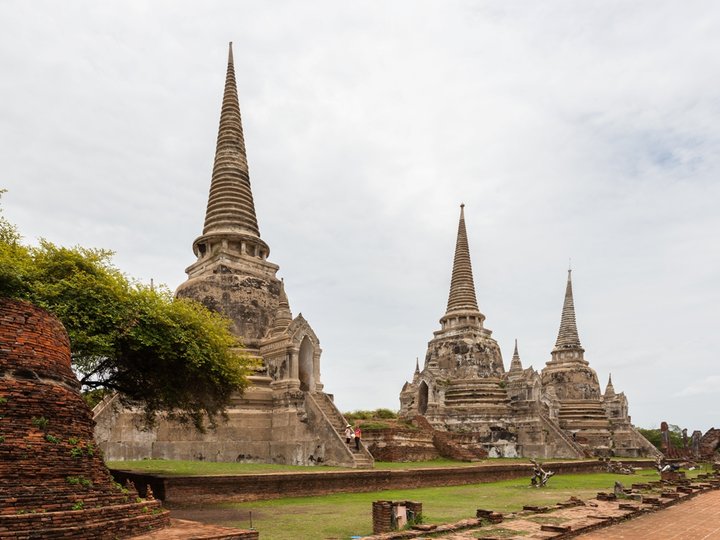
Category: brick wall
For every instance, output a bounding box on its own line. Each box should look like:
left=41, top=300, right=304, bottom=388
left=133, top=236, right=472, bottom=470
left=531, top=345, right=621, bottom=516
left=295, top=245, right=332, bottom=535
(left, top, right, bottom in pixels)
left=0, top=299, right=170, bottom=538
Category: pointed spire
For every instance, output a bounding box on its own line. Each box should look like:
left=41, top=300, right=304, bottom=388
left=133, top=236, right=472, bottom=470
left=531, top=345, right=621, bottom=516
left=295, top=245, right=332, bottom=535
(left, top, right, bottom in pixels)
left=269, top=279, right=292, bottom=335
left=445, top=204, right=479, bottom=315
left=604, top=373, right=615, bottom=397
left=509, top=339, right=523, bottom=372
left=202, top=42, right=260, bottom=238
left=415, top=357, right=420, bottom=375
left=554, top=269, right=583, bottom=351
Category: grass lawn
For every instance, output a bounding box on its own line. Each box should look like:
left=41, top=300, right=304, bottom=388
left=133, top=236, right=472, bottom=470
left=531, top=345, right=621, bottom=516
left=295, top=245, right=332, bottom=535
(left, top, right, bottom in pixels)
left=105, top=457, right=597, bottom=476
left=168, top=469, right=670, bottom=540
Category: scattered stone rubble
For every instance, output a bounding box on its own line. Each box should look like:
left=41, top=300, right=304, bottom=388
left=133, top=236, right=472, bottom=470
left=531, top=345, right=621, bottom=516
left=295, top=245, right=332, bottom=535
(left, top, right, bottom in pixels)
left=361, top=467, right=720, bottom=539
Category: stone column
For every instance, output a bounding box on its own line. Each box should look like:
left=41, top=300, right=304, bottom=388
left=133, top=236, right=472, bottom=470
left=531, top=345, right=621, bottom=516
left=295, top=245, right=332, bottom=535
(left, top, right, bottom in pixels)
left=290, top=349, right=299, bottom=380
left=312, top=349, right=323, bottom=392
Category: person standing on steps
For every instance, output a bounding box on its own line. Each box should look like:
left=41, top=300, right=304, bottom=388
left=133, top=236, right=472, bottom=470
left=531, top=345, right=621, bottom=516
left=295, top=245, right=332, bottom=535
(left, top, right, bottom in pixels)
left=354, top=426, right=362, bottom=451
left=344, top=424, right=354, bottom=445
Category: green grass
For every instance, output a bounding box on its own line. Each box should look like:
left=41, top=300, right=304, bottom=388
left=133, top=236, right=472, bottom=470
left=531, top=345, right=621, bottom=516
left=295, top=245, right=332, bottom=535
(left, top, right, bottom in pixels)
left=106, top=457, right=598, bottom=475
left=168, top=469, right=663, bottom=540
left=105, top=460, right=346, bottom=475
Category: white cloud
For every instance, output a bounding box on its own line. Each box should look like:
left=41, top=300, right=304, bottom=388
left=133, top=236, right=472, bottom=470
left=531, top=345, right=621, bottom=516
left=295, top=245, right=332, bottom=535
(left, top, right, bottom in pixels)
left=1, top=0, right=719, bottom=430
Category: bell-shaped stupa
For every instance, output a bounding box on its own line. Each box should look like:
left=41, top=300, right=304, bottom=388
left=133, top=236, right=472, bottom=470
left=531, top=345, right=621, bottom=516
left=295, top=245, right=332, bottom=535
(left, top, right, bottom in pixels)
left=0, top=298, right=169, bottom=538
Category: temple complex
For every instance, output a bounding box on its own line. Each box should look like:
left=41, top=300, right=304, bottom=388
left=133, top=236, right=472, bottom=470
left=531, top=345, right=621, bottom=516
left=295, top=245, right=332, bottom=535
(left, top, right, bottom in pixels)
left=399, top=206, right=658, bottom=459
left=94, top=44, right=372, bottom=468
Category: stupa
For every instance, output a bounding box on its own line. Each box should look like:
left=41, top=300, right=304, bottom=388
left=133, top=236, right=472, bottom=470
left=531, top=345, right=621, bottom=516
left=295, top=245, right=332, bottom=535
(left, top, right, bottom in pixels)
left=94, top=44, right=372, bottom=468
left=400, top=205, right=517, bottom=456
left=399, top=207, right=659, bottom=459
left=0, top=298, right=169, bottom=538
left=539, top=269, right=613, bottom=450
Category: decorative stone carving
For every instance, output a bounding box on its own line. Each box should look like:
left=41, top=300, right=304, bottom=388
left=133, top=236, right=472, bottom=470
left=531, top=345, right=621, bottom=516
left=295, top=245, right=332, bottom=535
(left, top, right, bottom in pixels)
left=399, top=208, right=658, bottom=459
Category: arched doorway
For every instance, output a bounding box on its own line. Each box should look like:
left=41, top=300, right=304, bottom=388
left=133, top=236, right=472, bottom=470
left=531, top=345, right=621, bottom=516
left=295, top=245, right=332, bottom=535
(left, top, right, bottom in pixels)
left=298, top=336, right=314, bottom=392
left=418, top=381, right=429, bottom=415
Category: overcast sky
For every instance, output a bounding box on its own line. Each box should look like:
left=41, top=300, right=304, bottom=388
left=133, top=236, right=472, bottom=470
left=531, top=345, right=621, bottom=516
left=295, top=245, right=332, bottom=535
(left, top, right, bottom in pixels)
left=1, top=1, right=719, bottom=432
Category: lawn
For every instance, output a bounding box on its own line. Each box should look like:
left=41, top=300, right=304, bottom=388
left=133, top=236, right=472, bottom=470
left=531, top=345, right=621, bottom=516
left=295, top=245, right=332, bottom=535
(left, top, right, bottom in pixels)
left=105, top=457, right=594, bottom=476
left=167, top=468, right=667, bottom=540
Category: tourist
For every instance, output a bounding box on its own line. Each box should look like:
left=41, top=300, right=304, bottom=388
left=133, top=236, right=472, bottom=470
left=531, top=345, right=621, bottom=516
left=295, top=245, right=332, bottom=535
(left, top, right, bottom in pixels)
left=354, top=426, right=362, bottom=451
left=344, top=424, right=354, bottom=445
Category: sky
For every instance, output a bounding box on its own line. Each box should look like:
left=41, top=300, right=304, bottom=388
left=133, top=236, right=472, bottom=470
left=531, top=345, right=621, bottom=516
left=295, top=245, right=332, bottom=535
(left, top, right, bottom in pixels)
left=1, top=1, right=718, bottom=431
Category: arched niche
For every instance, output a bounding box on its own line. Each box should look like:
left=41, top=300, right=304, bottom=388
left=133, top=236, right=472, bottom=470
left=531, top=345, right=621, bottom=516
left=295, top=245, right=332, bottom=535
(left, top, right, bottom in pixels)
left=298, top=336, right=315, bottom=392
left=418, top=381, right=429, bottom=415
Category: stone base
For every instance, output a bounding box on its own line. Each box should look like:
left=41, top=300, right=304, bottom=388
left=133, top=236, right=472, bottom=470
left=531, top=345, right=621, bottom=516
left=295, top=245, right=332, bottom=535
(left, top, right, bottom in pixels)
left=94, top=388, right=356, bottom=467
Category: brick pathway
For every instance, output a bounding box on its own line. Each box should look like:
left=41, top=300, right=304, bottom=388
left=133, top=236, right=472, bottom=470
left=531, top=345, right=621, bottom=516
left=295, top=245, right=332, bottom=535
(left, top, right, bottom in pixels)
left=575, top=489, right=720, bottom=539
left=130, top=518, right=255, bottom=539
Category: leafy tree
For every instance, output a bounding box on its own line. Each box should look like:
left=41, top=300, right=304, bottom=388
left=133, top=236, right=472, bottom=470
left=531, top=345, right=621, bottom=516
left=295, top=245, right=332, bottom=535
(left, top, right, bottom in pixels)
left=0, top=193, right=254, bottom=430
left=637, top=425, right=685, bottom=451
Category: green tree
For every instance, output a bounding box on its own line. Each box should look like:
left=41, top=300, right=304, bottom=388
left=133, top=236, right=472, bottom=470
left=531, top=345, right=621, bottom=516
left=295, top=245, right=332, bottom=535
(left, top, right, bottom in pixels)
left=0, top=193, right=254, bottom=430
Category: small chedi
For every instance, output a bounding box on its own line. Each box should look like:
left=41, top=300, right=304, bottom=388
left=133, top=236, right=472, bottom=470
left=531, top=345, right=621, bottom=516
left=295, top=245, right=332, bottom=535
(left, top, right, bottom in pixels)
left=0, top=298, right=169, bottom=538
left=94, top=43, right=372, bottom=468
left=399, top=206, right=658, bottom=459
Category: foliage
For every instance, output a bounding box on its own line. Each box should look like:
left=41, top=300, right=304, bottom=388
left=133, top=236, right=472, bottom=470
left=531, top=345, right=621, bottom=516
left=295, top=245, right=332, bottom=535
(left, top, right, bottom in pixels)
left=375, top=408, right=398, bottom=419
left=0, top=192, right=253, bottom=430
left=31, top=416, right=49, bottom=430
left=637, top=425, right=684, bottom=451
left=82, top=388, right=110, bottom=410
left=344, top=408, right=399, bottom=423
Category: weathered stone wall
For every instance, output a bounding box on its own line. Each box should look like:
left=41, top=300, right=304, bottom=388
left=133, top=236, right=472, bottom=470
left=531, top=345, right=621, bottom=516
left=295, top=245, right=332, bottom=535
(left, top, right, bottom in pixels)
left=176, top=264, right=282, bottom=351
left=0, top=298, right=169, bottom=538
left=95, top=384, right=360, bottom=467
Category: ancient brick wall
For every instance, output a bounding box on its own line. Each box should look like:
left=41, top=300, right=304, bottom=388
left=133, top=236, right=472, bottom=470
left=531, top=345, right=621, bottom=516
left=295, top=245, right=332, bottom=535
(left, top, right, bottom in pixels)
left=363, top=426, right=440, bottom=462
left=0, top=298, right=170, bottom=538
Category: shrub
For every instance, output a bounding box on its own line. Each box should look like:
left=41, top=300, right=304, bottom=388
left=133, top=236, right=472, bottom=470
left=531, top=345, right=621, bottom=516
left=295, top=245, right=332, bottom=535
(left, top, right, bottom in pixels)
left=31, top=416, right=49, bottom=430
left=375, top=408, right=398, bottom=419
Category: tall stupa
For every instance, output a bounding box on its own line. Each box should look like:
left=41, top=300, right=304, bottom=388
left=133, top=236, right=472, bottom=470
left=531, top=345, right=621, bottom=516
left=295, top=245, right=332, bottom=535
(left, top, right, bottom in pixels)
left=94, top=44, right=373, bottom=468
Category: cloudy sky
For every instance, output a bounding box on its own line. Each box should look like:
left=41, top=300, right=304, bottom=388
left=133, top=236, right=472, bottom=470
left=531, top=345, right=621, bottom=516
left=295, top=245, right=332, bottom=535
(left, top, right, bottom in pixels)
left=1, top=1, right=718, bottom=431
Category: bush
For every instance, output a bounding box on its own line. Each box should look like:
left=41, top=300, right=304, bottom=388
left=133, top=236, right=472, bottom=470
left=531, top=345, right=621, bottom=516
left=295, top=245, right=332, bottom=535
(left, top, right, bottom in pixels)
left=375, top=408, right=398, bottom=419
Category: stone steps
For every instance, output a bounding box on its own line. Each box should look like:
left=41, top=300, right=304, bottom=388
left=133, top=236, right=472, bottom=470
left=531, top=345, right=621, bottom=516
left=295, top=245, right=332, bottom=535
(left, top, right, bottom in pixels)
left=311, top=393, right=374, bottom=468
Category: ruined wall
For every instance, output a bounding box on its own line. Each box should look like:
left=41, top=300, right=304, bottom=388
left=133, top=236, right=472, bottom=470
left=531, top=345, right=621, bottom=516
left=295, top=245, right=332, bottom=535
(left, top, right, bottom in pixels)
left=0, top=298, right=169, bottom=538
left=363, top=427, right=440, bottom=462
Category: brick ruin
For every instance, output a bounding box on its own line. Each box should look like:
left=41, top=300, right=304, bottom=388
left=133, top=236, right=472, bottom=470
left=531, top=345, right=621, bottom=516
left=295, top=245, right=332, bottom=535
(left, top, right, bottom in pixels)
left=399, top=206, right=659, bottom=460
left=94, top=43, right=372, bottom=469
left=372, top=500, right=423, bottom=534
left=0, top=298, right=170, bottom=538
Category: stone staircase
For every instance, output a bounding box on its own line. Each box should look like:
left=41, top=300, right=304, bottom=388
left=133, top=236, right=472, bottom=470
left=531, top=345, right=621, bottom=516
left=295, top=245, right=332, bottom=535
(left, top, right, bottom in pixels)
left=414, top=416, right=484, bottom=461
left=311, top=393, right=374, bottom=469
left=539, top=412, right=590, bottom=458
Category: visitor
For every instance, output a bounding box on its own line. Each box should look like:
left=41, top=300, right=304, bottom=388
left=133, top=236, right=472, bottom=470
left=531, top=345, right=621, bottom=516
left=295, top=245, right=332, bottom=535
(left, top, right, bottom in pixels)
left=344, top=424, right=354, bottom=445
left=354, top=426, right=362, bottom=451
